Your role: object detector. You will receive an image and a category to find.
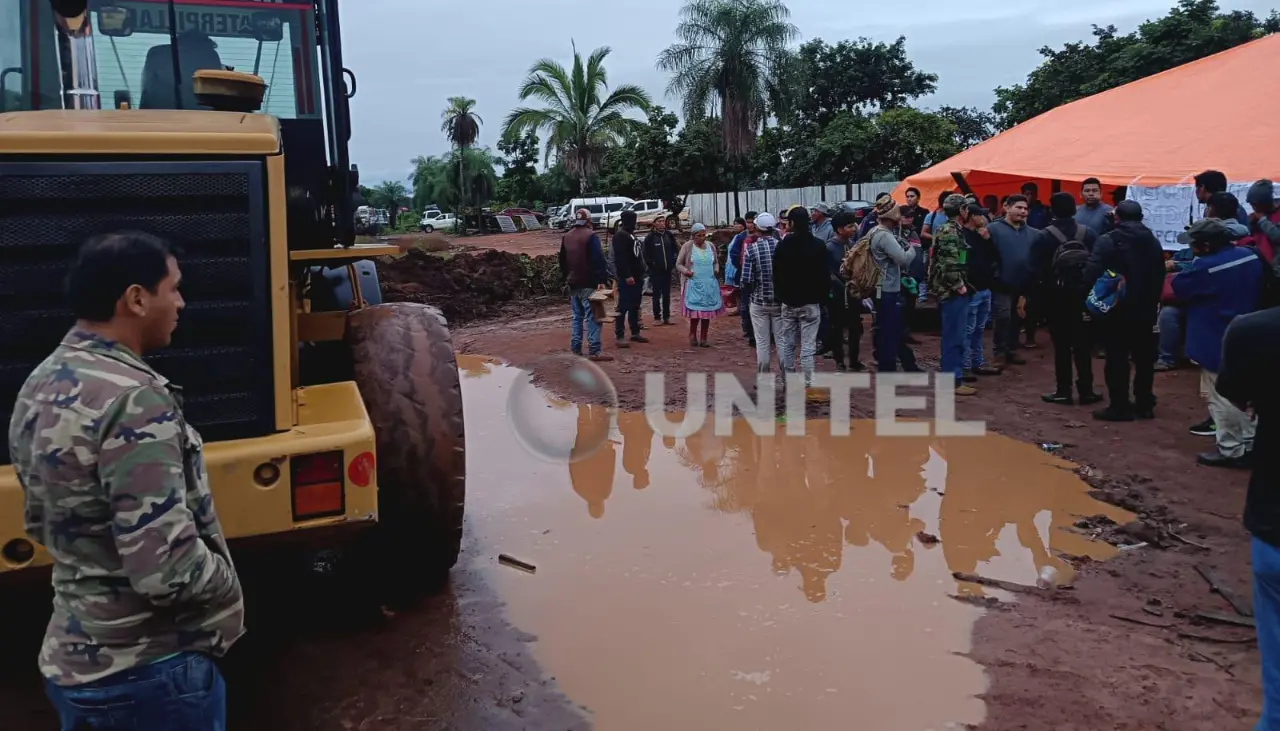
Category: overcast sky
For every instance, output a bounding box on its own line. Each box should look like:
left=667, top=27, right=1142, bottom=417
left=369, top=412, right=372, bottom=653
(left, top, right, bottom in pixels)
left=342, top=0, right=1276, bottom=186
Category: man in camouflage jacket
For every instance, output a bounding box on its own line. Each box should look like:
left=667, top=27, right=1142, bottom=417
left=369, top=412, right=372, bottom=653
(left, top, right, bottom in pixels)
left=8, top=231, right=243, bottom=729
left=929, top=194, right=977, bottom=395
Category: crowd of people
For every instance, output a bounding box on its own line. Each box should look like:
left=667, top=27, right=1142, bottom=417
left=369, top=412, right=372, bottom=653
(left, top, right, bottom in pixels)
left=558, top=169, right=1280, bottom=475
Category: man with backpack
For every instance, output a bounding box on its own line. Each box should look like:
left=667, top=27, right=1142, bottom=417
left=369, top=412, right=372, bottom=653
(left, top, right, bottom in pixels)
left=826, top=211, right=864, bottom=372
left=929, top=194, right=977, bottom=396
left=1034, top=193, right=1101, bottom=406
left=1083, top=200, right=1167, bottom=421
left=863, top=197, right=920, bottom=373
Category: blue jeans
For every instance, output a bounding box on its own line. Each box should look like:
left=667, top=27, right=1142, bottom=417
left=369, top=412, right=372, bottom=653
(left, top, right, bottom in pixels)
left=1255, top=537, right=1280, bottom=730
left=45, top=652, right=226, bottom=731
left=1157, top=304, right=1184, bottom=365
left=939, top=293, right=971, bottom=384
left=966, top=289, right=992, bottom=368
left=570, top=288, right=602, bottom=355
left=874, top=291, right=918, bottom=373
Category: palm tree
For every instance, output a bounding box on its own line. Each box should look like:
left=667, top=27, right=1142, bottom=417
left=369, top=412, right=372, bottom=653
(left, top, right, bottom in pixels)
left=441, top=97, right=483, bottom=227
left=441, top=96, right=483, bottom=149
left=658, top=0, right=798, bottom=215
left=504, top=43, right=652, bottom=194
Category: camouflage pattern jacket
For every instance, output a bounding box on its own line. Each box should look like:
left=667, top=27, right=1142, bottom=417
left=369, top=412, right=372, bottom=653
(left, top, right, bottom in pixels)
left=928, top=219, right=971, bottom=301
left=8, top=329, right=245, bottom=686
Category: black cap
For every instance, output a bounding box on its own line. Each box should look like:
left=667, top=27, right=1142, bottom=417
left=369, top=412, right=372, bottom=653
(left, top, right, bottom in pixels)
left=964, top=203, right=990, bottom=217
left=1116, top=200, right=1144, bottom=222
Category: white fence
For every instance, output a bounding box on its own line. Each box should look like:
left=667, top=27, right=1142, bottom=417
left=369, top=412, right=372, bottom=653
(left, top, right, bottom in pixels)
left=683, top=181, right=901, bottom=227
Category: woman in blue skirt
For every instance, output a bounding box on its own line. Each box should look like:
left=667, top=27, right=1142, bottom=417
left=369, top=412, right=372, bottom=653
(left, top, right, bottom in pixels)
left=676, top=223, right=727, bottom=347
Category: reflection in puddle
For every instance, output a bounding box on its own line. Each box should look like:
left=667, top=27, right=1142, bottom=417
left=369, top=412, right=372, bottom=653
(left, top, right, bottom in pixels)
left=458, top=355, right=1131, bottom=730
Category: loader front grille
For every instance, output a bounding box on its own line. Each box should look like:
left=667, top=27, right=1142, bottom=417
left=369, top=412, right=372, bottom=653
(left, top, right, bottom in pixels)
left=0, top=160, right=275, bottom=465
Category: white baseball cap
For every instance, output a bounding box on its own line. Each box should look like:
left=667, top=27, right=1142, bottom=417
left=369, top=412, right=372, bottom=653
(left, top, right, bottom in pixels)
left=754, top=212, right=777, bottom=230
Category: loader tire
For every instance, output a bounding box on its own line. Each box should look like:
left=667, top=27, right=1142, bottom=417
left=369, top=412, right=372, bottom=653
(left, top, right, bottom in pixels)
left=347, top=302, right=465, bottom=595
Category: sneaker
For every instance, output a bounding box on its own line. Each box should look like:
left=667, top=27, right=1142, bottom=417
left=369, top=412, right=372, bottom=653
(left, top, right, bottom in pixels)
left=1154, top=360, right=1175, bottom=372
left=616, top=340, right=630, bottom=349
left=571, top=349, right=583, bottom=357
left=835, top=363, right=848, bottom=373
left=630, top=335, right=650, bottom=344
left=1078, top=392, right=1105, bottom=406
left=1042, top=392, right=1073, bottom=405
left=1135, top=406, right=1155, bottom=420
left=588, top=352, right=614, bottom=362
left=1189, top=418, right=1217, bottom=437
left=805, top=387, right=828, bottom=403
left=904, top=334, right=922, bottom=345
left=971, top=364, right=1003, bottom=376
left=1003, top=353, right=1027, bottom=366
left=1093, top=406, right=1135, bottom=422
left=850, top=361, right=867, bottom=372
left=1196, top=451, right=1253, bottom=470
left=955, top=385, right=978, bottom=396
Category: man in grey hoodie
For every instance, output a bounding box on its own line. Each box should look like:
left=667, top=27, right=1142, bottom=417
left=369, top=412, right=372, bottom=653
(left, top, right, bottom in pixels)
left=869, top=199, right=920, bottom=372
left=987, top=194, right=1039, bottom=367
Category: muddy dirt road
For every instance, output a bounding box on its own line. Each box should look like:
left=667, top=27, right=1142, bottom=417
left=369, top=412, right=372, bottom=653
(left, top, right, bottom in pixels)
left=0, top=292, right=1263, bottom=730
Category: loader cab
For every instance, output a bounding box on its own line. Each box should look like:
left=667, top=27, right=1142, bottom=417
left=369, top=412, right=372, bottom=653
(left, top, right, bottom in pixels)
left=0, top=0, right=359, bottom=248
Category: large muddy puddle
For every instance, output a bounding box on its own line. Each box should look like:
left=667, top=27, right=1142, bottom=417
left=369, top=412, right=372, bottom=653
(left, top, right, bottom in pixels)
left=458, top=355, right=1132, bottom=730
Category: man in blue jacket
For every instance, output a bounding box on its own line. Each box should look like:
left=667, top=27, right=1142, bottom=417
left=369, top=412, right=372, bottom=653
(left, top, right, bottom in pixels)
left=726, top=212, right=758, bottom=345
left=1171, top=217, right=1265, bottom=468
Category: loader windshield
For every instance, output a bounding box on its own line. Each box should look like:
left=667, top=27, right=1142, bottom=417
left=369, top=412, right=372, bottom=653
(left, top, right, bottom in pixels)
left=0, top=0, right=321, bottom=117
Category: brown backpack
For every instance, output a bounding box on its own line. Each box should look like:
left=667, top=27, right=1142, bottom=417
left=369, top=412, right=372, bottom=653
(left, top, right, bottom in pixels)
left=841, top=232, right=881, bottom=300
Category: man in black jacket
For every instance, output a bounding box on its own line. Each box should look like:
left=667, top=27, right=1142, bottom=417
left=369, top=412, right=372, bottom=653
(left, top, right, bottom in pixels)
left=1035, top=192, right=1101, bottom=406
left=642, top=216, right=679, bottom=325
left=613, top=210, right=649, bottom=347
left=959, top=202, right=1002, bottom=378
left=1082, top=200, right=1167, bottom=421
left=773, top=207, right=831, bottom=391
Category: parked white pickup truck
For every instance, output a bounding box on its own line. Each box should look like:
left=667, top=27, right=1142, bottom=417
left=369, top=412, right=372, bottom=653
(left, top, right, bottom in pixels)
left=420, top=210, right=458, bottom=233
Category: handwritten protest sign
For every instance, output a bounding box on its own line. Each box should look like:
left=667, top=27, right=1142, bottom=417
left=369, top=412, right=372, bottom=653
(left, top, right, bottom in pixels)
left=1126, top=182, right=1258, bottom=251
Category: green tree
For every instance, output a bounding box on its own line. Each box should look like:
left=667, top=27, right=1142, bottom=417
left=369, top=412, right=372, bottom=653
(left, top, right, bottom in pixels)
left=440, top=96, right=484, bottom=224
left=441, top=95, right=483, bottom=148
left=409, top=149, right=498, bottom=214
left=657, top=0, right=798, bottom=216
left=780, top=38, right=937, bottom=127
left=993, top=0, right=1280, bottom=129
left=504, top=44, right=652, bottom=194
left=935, top=105, right=997, bottom=149
left=536, top=163, right=579, bottom=205
left=868, top=108, right=959, bottom=180
left=367, top=180, right=409, bottom=212
left=495, top=131, right=543, bottom=207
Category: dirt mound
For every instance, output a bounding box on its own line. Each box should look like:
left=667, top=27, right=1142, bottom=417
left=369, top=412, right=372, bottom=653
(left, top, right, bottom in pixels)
left=377, top=249, right=565, bottom=325
left=394, top=233, right=451, bottom=252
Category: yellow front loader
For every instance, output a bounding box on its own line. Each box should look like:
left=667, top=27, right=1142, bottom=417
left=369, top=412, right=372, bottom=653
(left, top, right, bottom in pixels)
left=0, top=0, right=465, bottom=597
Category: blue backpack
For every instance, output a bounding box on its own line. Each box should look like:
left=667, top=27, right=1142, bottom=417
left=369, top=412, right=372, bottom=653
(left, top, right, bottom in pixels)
left=1086, top=270, right=1126, bottom=316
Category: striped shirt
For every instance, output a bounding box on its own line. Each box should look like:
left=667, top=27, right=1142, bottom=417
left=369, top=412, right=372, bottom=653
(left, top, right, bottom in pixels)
left=741, top=233, right=781, bottom=306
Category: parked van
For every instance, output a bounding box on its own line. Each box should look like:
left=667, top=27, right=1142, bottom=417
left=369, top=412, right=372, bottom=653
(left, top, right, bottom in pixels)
left=566, top=196, right=634, bottom=229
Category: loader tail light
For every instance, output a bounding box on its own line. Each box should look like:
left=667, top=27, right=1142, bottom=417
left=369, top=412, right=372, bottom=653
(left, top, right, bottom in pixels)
left=291, top=451, right=345, bottom=521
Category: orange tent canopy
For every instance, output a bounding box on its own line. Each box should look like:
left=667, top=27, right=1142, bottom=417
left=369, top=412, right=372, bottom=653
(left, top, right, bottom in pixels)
left=894, top=33, right=1280, bottom=209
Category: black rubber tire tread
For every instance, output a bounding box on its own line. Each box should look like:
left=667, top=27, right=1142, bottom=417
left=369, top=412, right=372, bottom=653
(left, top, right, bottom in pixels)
left=347, top=302, right=465, bottom=591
